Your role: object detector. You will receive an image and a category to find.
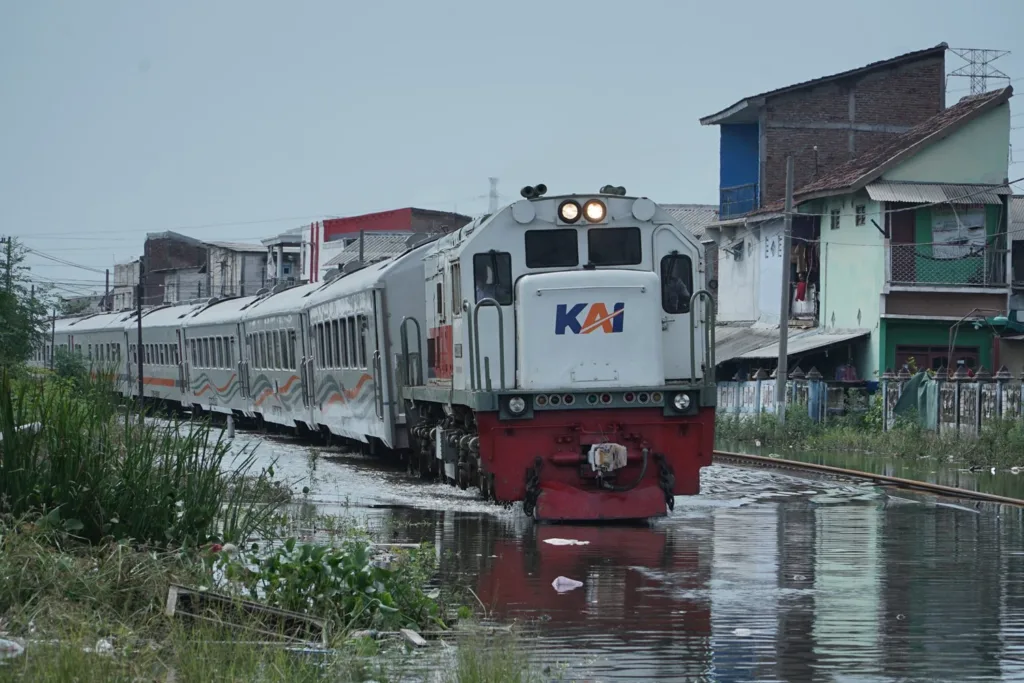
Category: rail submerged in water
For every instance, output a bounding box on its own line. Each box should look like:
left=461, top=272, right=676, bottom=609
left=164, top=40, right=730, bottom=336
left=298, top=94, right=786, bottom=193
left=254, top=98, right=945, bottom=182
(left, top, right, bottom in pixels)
left=713, top=450, right=1024, bottom=508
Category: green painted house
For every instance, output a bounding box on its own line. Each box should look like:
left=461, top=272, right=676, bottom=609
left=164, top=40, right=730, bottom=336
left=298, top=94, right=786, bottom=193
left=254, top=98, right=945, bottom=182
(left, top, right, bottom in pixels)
left=791, top=87, right=1014, bottom=377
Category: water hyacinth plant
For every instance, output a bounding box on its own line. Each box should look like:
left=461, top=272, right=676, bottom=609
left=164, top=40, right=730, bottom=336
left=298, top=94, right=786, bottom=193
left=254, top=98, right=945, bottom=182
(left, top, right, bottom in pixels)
left=209, top=537, right=445, bottom=633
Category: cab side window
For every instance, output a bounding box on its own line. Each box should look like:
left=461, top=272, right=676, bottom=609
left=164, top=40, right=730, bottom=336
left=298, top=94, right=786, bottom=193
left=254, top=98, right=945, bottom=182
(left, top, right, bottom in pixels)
left=473, top=252, right=513, bottom=306
left=661, top=254, right=693, bottom=314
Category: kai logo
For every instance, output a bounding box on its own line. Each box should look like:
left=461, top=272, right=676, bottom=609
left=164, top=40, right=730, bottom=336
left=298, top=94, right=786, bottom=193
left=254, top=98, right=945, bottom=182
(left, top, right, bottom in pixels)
left=555, top=302, right=625, bottom=335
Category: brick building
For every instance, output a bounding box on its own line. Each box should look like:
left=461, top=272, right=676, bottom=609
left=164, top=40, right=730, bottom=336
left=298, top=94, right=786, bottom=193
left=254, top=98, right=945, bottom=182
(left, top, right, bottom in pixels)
left=142, top=231, right=208, bottom=305
left=700, top=42, right=947, bottom=218
left=698, top=42, right=956, bottom=377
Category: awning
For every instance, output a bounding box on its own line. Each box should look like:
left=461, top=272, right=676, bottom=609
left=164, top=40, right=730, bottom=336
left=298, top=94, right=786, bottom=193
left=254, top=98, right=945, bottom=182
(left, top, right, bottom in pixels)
left=715, top=324, right=782, bottom=363
left=738, top=329, right=871, bottom=360
left=866, top=182, right=1010, bottom=205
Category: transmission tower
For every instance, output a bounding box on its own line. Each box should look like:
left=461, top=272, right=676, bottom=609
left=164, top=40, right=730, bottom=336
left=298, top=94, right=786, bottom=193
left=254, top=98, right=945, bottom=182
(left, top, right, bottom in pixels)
left=948, top=47, right=1010, bottom=95
left=488, top=177, right=499, bottom=214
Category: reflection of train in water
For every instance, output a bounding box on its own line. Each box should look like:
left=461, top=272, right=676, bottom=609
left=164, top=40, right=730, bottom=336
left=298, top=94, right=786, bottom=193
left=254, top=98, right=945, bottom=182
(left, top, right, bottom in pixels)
left=32, top=184, right=716, bottom=522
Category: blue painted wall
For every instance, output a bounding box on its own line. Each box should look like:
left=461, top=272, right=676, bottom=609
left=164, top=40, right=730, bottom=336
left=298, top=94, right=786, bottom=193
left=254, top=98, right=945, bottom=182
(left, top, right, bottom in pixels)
left=719, top=123, right=759, bottom=217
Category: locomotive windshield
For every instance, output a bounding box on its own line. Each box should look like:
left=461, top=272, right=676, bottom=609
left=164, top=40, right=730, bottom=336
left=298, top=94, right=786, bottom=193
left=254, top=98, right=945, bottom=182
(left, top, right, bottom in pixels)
left=587, top=227, right=642, bottom=266
left=525, top=229, right=578, bottom=268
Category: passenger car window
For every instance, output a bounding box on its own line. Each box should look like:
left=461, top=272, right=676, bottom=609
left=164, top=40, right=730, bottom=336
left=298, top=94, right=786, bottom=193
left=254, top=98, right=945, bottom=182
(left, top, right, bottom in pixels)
left=525, top=229, right=578, bottom=268
left=473, top=252, right=513, bottom=305
left=588, top=227, right=642, bottom=266
left=660, top=254, right=693, bottom=314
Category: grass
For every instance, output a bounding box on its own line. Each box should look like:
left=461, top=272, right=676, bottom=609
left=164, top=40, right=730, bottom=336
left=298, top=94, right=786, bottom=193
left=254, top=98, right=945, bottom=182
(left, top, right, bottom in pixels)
left=0, top=366, right=546, bottom=681
left=716, top=401, right=1024, bottom=468
left=0, top=369, right=281, bottom=547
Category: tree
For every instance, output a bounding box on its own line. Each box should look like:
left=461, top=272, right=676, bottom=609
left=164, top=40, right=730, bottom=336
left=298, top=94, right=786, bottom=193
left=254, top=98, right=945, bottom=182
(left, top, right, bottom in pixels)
left=57, top=296, right=93, bottom=316
left=0, top=237, right=50, bottom=366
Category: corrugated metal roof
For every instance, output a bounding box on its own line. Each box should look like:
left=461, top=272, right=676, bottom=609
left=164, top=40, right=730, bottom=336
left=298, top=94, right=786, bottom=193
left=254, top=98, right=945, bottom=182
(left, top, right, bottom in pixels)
left=794, top=87, right=1013, bottom=202
left=715, top=324, right=781, bottom=363
left=323, top=233, right=412, bottom=268
left=866, top=182, right=1010, bottom=205
left=662, top=204, right=719, bottom=240
left=700, top=43, right=947, bottom=125
left=738, top=329, right=870, bottom=360
left=206, top=241, right=268, bottom=253
left=1011, top=196, right=1024, bottom=237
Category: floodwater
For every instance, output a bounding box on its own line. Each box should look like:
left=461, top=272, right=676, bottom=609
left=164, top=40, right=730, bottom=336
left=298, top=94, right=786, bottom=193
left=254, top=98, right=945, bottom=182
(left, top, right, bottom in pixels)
left=225, top=429, right=1024, bottom=682
left=721, top=439, right=1024, bottom=501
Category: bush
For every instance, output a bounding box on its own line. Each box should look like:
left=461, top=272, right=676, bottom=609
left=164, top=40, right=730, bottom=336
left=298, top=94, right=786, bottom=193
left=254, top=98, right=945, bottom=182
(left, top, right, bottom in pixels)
left=0, top=369, right=282, bottom=548
left=212, top=537, right=445, bottom=634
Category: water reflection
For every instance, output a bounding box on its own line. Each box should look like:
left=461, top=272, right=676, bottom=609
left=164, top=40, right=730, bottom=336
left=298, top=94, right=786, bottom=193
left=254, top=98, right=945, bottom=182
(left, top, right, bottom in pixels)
left=362, top=478, right=1024, bottom=681
left=228, top=428, right=1024, bottom=681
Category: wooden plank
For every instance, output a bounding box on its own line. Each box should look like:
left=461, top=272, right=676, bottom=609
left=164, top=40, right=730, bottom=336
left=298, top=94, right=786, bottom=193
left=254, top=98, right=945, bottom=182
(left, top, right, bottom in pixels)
left=165, top=584, right=328, bottom=647
left=400, top=628, right=427, bottom=648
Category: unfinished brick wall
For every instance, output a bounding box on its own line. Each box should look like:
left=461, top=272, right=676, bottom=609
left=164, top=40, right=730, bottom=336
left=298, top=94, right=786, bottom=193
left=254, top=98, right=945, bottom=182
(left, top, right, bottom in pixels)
left=761, top=55, right=945, bottom=205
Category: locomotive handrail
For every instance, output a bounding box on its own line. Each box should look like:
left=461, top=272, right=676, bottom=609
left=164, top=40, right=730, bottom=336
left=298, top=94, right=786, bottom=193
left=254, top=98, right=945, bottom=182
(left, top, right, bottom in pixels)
left=465, top=301, right=476, bottom=390
left=689, top=290, right=716, bottom=385
left=400, top=317, right=423, bottom=387
left=472, top=298, right=506, bottom=391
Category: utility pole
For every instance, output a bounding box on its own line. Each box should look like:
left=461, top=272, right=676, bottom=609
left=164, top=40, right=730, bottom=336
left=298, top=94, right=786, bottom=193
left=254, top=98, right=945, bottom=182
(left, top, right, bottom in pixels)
left=104, top=269, right=110, bottom=311
left=776, top=155, right=794, bottom=425
left=136, top=259, right=144, bottom=410
left=50, top=307, right=56, bottom=370
left=3, top=237, right=12, bottom=293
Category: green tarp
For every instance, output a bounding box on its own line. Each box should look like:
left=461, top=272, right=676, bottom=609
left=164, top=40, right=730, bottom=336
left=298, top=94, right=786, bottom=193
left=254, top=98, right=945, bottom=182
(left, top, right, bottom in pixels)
left=891, top=371, right=940, bottom=430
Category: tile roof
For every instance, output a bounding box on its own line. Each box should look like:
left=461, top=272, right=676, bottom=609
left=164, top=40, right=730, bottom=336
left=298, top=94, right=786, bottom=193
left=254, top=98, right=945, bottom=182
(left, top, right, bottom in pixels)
left=700, top=43, right=948, bottom=125
left=662, top=204, right=719, bottom=239
left=793, top=87, right=1013, bottom=202
left=322, top=233, right=412, bottom=268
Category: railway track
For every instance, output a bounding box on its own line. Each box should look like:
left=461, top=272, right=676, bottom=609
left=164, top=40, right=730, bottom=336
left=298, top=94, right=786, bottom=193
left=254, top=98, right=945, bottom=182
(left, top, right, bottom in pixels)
left=713, top=449, right=1024, bottom=509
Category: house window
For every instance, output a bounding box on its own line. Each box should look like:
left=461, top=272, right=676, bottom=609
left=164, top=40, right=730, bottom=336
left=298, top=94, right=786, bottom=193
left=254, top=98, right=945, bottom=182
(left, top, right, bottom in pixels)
left=894, top=345, right=979, bottom=373
left=660, top=254, right=694, bottom=314
left=472, top=252, right=513, bottom=305
left=525, top=229, right=578, bottom=268
left=830, top=209, right=841, bottom=230
left=587, top=228, right=642, bottom=266
left=855, top=205, right=866, bottom=226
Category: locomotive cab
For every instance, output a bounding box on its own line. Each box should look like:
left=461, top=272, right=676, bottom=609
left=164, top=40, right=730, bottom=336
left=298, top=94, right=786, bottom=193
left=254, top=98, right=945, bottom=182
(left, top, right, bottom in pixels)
left=404, top=186, right=716, bottom=522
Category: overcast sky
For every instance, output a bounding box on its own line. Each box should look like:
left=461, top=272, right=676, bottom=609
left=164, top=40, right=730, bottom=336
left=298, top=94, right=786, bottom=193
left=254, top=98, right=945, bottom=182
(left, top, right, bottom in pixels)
left=2, top=0, right=1022, bottom=296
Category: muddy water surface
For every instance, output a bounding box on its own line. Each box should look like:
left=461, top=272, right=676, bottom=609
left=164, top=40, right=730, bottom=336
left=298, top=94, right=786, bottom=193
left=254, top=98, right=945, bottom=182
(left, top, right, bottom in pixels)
left=227, top=430, right=1024, bottom=682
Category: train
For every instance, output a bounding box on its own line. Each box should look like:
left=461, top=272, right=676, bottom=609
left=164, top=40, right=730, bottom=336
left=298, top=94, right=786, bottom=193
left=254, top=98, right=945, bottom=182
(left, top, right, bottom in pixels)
left=30, top=185, right=717, bottom=522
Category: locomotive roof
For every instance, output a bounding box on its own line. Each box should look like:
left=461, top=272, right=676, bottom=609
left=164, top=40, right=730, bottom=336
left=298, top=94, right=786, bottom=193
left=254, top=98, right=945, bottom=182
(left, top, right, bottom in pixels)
left=181, top=294, right=260, bottom=328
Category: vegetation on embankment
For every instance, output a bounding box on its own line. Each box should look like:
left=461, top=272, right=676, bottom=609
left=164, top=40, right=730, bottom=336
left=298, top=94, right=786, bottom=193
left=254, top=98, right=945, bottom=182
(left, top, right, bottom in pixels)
left=0, top=367, right=545, bottom=681
left=715, top=401, right=1024, bottom=468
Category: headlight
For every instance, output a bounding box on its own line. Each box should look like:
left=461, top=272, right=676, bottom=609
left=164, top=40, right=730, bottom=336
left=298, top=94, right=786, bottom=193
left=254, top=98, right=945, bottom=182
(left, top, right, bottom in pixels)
left=583, top=199, right=606, bottom=223
left=558, top=200, right=581, bottom=224
left=672, top=393, right=691, bottom=411
left=508, top=396, right=526, bottom=415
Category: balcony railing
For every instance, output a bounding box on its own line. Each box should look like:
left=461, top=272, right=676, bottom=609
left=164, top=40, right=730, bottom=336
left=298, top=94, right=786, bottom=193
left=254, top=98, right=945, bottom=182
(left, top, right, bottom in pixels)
left=719, top=183, right=758, bottom=219
left=888, top=242, right=1008, bottom=288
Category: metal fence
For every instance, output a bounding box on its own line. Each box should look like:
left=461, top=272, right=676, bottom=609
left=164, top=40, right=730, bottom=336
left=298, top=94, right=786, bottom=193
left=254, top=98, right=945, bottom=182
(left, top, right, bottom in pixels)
left=888, top=243, right=1008, bottom=287
left=880, top=367, right=1024, bottom=435
left=716, top=367, right=867, bottom=423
